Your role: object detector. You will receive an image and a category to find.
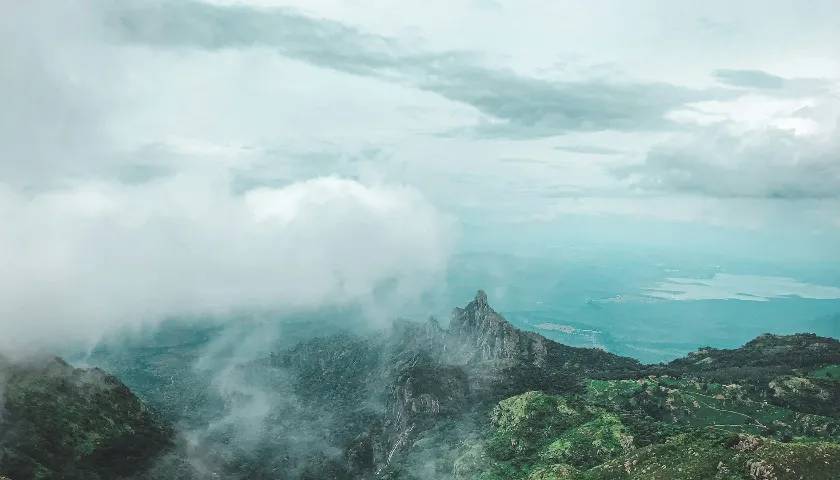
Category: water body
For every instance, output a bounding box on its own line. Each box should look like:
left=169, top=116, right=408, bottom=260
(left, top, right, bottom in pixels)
left=443, top=253, right=840, bottom=363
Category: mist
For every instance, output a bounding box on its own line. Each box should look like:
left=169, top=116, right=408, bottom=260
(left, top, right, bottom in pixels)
left=1, top=1, right=458, bottom=357
left=2, top=1, right=840, bottom=479
left=0, top=174, right=453, bottom=355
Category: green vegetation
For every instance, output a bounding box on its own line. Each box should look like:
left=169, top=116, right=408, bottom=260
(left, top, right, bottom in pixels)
left=539, top=413, right=633, bottom=468
left=490, top=391, right=584, bottom=455
left=454, top=392, right=634, bottom=479
left=3, top=294, right=839, bottom=479
left=0, top=357, right=172, bottom=480
left=810, top=364, right=840, bottom=380
left=587, top=431, right=840, bottom=480
left=586, top=377, right=840, bottom=440
left=456, top=389, right=840, bottom=480
left=452, top=333, right=840, bottom=480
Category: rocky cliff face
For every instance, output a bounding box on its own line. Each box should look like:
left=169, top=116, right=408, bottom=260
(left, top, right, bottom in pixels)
left=449, top=290, right=547, bottom=365
left=307, top=293, right=840, bottom=479
left=449, top=291, right=642, bottom=375
left=220, top=292, right=603, bottom=477
left=443, top=292, right=643, bottom=403
left=266, top=291, right=647, bottom=476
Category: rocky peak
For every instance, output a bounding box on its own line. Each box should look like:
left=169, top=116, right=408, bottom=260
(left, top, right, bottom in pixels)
left=450, top=290, right=508, bottom=335
left=448, top=290, right=548, bottom=367
left=474, top=289, right=489, bottom=307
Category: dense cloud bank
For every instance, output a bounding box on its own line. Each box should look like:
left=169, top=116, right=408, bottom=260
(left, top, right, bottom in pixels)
left=0, top=176, right=452, bottom=354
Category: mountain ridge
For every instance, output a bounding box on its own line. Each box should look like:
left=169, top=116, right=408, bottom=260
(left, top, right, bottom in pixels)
left=2, top=291, right=839, bottom=479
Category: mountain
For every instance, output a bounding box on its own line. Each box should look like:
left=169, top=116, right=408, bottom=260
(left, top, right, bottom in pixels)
left=0, top=356, right=175, bottom=479
left=2, top=291, right=839, bottom=479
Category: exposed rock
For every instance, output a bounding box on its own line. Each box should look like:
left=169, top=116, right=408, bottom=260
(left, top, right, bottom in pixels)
left=449, top=289, right=549, bottom=366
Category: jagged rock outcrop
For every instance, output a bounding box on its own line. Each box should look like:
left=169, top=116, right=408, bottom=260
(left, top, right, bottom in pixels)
left=353, top=291, right=645, bottom=473
left=267, top=291, right=606, bottom=475
left=449, top=291, right=642, bottom=375
left=449, top=290, right=549, bottom=366
left=443, top=291, right=643, bottom=403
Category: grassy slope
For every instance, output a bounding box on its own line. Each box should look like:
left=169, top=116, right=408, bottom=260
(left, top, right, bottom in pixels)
left=453, top=379, right=840, bottom=480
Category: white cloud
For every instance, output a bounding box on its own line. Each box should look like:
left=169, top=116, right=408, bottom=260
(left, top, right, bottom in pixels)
left=666, top=94, right=836, bottom=135
left=623, top=127, right=840, bottom=200
left=0, top=175, right=453, bottom=355
left=0, top=1, right=460, bottom=358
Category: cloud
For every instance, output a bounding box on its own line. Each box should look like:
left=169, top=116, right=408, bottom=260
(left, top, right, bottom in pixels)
left=107, top=0, right=717, bottom=138
left=713, top=69, right=785, bottom=89
left=0, top=2, right=119, bottom=187
left=614, top=118, right=840, bottom=199
left=0, top=175, right=453, bottom=355
left=431, top=70, right=705, bottom=138
left=713, top=69, right=834, bottom=97
left=0, top=2, right=457, bottom=358
left=553, top=145, right=624, bottom=155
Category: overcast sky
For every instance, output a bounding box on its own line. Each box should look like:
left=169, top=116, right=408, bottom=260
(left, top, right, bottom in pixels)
left=2, top=0, right=839, bottom=351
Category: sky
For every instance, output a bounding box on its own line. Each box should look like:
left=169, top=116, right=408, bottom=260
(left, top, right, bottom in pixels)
left=1, top=0, right=839, bottom=352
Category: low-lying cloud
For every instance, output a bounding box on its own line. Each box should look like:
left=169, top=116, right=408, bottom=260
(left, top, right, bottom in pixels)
left=0, top=174, right=453, bottom=355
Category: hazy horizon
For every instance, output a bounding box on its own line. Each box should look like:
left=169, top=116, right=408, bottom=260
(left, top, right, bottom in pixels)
left=2, top=0, right=839, bottom=358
